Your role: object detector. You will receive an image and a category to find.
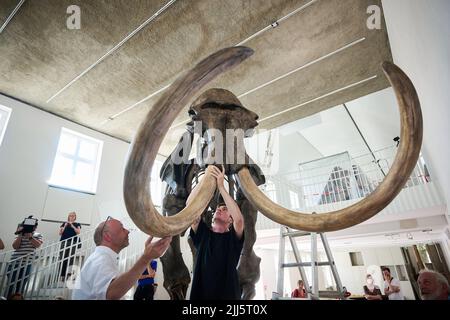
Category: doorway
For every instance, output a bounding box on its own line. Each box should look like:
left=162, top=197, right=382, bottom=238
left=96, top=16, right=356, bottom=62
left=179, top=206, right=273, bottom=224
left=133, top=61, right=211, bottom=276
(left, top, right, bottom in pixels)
left=401, top=242, right=450, bottom=299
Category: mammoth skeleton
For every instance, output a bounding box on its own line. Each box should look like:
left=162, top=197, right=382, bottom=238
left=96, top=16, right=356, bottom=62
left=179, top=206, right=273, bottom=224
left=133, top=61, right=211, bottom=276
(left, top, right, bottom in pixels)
left=123, top=47, right=423, bottom=299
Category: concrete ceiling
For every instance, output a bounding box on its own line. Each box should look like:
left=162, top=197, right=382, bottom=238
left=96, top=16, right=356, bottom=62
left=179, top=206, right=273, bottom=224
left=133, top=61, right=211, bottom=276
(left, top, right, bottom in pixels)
left=0, top=0, right=392, bottom=156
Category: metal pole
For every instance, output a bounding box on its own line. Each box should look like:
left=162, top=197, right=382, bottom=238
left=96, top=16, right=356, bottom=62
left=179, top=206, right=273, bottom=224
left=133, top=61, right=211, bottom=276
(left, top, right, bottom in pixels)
left=311, top=232, right=319, bottom=297
left=276, top=226, right=286, bottom=297
left=287, top=228, right=310, bottom=293
left=320, top=233, right=344, bottom=293
left=342, top=103, right=386, bottom=177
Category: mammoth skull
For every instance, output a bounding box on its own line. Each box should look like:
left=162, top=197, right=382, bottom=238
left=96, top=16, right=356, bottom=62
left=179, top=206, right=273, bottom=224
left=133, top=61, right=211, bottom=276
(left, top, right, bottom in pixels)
left=123, top=46, right=423, bottom=237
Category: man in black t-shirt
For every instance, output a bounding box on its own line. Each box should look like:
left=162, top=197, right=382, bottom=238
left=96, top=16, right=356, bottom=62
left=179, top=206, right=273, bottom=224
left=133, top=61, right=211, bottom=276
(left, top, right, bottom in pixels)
left=59, top=211, right=81, bottom=279
left=188, top=165, right=244, bottom=300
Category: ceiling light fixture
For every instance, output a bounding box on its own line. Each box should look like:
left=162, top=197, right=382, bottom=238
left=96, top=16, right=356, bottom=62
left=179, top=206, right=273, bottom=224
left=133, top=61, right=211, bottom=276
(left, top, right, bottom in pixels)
left=101, top=0, right=318, bottom=125
left=238, top=37, right=366, bottom=99
left=384, top=233, right=401, bottom=240
left=168, top=37, right=367, bottom=130
left=47, top=0, right=178, bottom=103
left=0, top=0, right=26, bottom=34
left=257, top=74, right=377, bottom=123
left=102, top=83, right=171, bottom=124
left=236, top=0, right=317, bottom=46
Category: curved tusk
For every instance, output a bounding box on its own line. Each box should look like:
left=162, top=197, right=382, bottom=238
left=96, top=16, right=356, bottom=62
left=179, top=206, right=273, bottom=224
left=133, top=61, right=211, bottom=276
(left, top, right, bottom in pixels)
left=236, top=62, right=423, bottom=232
left=124, top=47, right=254, bottom=237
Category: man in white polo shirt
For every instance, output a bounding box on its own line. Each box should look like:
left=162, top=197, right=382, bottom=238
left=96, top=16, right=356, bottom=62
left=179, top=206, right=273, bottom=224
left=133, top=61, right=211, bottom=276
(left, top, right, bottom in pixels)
left=382, top=267, right=404, bottom=300
left=72, top=217, right=171, bottom=300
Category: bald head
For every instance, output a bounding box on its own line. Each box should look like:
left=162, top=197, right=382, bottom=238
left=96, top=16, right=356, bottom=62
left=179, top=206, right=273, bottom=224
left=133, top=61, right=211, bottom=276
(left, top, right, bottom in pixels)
left=93, top=218, right=130, bottom=252
left=418, top=270, right=449, bottom=300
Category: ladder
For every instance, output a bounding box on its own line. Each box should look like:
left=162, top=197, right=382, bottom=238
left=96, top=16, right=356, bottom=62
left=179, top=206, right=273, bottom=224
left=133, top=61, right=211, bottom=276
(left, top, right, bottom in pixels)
left=276, top=225, right=347, bottom=300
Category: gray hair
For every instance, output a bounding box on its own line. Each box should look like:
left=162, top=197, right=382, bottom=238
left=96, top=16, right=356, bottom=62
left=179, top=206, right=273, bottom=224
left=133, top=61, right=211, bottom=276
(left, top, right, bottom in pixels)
left=419, top=269, right=449, bottom=289
left=93, top=221, right=107, bottom=246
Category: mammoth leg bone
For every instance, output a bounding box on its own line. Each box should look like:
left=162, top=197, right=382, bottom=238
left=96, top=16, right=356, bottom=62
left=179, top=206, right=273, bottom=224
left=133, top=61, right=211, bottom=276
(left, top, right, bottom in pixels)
left=236, top=187, right=261, bottom=300
left=160, top=235, right=191, bottom=300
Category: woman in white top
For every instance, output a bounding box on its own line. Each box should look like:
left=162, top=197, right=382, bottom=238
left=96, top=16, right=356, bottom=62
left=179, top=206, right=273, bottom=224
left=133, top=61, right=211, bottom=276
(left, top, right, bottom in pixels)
left=363, top=274, right=382, bottom=300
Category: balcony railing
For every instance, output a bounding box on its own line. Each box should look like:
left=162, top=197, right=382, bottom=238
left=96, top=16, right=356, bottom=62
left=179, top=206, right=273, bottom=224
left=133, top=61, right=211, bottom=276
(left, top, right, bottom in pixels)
left=0, top=226, right=146, bottom=300
left=296, top=146, right=431, bottom=208
left=256, top=146, right=443, bottom=230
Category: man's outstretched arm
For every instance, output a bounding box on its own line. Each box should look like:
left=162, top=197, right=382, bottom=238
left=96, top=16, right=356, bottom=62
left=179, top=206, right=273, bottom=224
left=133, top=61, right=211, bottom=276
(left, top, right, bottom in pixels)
left=187, top=166, right=217, bottom=233
left=211, top=165, right=244, bottom=239
left=106, top=236, right=171, bottom=299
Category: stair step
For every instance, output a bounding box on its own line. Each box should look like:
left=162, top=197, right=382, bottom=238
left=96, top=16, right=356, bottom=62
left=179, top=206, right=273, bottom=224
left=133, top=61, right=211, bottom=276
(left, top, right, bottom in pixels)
left=282, top=261, right=332, bottom=268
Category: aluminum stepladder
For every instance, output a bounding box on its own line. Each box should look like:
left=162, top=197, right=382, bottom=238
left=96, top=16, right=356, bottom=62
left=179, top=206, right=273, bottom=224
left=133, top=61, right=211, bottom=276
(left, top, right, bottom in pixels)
left=276, top=224, right=347, bottom=300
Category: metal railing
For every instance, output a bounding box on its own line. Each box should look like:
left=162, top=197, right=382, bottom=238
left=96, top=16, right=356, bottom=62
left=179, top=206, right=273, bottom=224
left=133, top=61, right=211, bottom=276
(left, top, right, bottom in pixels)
left=256, top=146, right=440, bottom=230
left=0, top=228, right=95, bottom=300
left=0, top=226, right=147, bottom=300
left=281, top=146, right=431, bottom=209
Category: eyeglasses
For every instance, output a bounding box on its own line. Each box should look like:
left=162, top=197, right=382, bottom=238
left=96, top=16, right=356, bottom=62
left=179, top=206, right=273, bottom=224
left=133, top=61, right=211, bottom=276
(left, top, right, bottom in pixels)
left=100, top=215, right=113, bottom=237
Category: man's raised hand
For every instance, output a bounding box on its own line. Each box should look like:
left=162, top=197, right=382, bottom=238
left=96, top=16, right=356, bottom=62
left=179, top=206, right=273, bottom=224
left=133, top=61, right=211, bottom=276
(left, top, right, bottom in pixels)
left=144, top=236, right=172, bottom=260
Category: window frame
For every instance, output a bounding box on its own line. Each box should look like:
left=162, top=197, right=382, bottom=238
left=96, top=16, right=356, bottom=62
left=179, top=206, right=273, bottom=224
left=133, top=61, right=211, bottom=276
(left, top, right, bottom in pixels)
left=150, top=159, right=164, bottom=208
left=289, top=190, right=300, bottom=209
left=48, top=127, right=104, bottom=194
left=0, top=104, right=12, bottom=147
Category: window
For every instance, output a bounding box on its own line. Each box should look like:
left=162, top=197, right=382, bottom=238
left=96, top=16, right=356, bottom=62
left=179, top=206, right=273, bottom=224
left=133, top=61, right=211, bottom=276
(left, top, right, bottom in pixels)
left=150, top=160, right=164, bottom=207
left=381, top=265, right=397, bottom=278
left=289, top=190, right=299, bottom=209
left=349, top=252, right=364, bottom=266
left=0, top=105, right=12, bottom=147
left=49, top=128, right=103, bottom=193
left=263, top=180, right=277, bottom=202
left=395, top=265, right=408, bottom=281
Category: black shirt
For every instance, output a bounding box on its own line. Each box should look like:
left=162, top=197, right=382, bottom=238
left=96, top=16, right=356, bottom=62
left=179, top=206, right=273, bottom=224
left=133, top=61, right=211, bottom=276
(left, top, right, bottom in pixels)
left=189, top=219, right=244, bottom=300
left=364, top=285, right=382, bottom=296
left=60, top=222, right=81, bottom=241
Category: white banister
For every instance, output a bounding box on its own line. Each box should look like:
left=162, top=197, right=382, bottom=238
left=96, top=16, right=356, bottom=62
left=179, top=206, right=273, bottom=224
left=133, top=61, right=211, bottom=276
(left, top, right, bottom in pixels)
left=256, top=147, right=444, bottom=230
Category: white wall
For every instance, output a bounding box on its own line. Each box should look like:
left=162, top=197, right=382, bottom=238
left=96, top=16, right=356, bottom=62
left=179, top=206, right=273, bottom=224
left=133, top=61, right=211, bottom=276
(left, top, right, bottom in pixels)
left=255, top=244, right=417, bottom=300
left=382, top=0, right=450, bottom=213
left=255, top=247, right=348, bottom=299
left=0, top=94, right=131, bottom=249
left=334, top=246, right=415, bottom=299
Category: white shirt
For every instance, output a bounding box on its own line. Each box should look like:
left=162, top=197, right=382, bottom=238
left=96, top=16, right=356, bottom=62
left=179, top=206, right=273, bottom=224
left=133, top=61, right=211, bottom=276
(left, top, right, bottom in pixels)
left=384, top=278, right=404, bottom=300
left=72, top=246, right=120, bottom=300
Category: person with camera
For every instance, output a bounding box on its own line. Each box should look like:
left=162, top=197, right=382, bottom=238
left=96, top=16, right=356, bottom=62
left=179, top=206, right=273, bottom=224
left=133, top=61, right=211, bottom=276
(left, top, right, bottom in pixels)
left=6, top=216, right=43, bottom=298
left=59, top=211, right=81, bottom=280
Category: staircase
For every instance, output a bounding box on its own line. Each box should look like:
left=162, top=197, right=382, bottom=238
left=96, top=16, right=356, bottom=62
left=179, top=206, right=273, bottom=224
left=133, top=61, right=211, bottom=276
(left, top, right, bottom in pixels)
left=0, top=227, right=146, bottom=300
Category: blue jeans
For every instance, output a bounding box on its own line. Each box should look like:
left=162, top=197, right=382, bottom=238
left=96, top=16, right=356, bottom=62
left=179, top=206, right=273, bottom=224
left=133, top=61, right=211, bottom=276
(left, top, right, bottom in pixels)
left=6, top=261, right=32, bottom=298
